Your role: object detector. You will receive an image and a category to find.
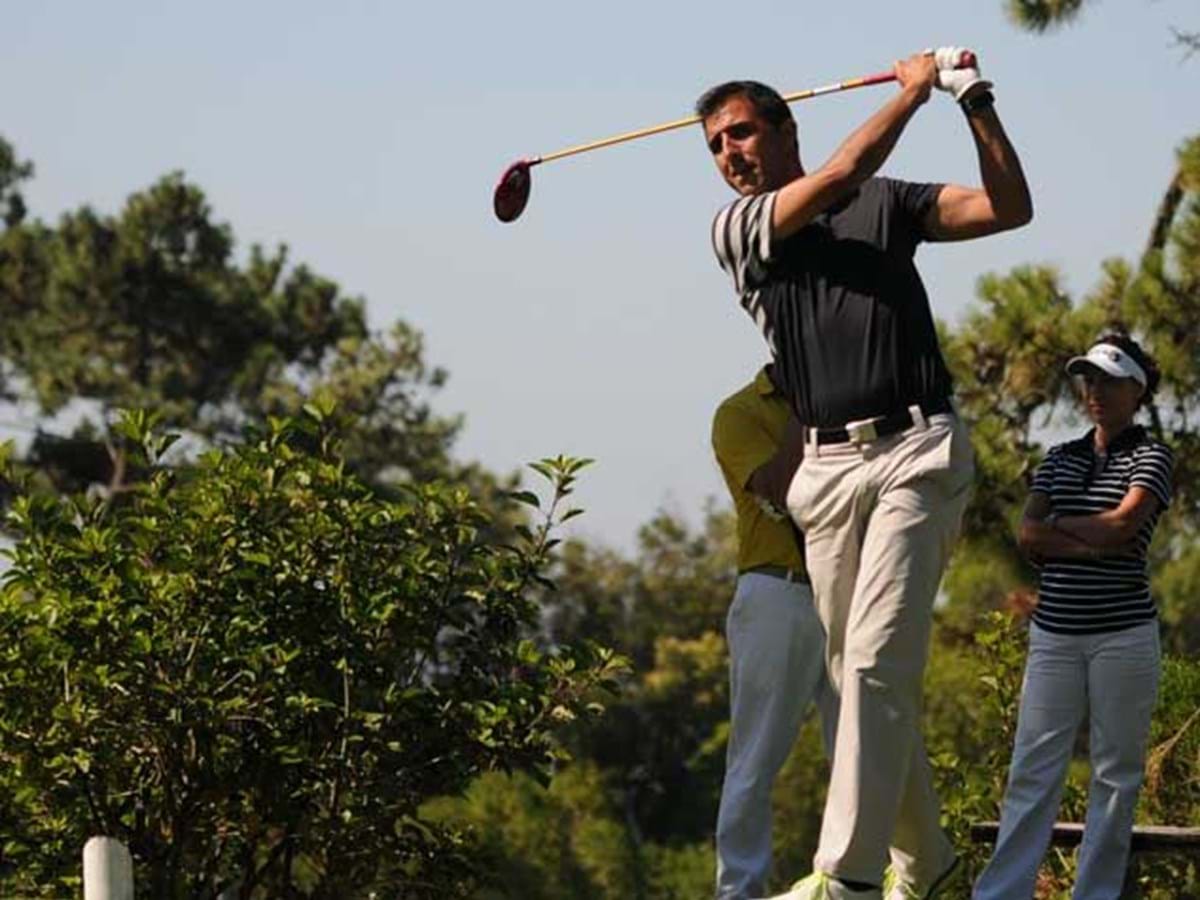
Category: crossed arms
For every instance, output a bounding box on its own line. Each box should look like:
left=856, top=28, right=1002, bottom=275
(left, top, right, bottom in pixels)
left=1018, top=488, right=1161, bottom=561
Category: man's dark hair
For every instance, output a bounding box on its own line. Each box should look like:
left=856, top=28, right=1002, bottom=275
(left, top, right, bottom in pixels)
left=695, top=80, right=794, bottom=129
left=1096, top=331, right=1161, bottom=406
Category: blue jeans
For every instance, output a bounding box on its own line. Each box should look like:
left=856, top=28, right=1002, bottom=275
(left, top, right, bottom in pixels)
left=715, top=573, right=838, bottom=900
left=974, top=620, right=1161, bottom=900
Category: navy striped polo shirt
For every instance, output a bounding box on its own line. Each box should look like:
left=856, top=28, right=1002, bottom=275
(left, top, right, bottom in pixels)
left=1030, top=425, right=1174, bottom=635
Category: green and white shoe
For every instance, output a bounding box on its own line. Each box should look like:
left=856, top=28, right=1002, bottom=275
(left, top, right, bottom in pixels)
left=882, top=856, right=961, bottom=900
left=763, top=871, right=882, bottom=900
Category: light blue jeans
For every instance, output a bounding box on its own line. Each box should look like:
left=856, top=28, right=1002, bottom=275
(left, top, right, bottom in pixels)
left=715, top=572, right=838, bottom=900
left=974, top=620, right=1161, bottom=900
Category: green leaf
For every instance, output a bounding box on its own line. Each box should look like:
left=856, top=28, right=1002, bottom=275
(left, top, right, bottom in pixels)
left=506, top=490, right=541, bottom=509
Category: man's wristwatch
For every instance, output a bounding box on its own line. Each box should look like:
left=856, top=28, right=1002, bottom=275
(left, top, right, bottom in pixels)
left=961, top=89, right=995, bottom=116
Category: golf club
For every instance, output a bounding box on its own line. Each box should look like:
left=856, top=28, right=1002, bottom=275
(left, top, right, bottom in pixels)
left=494, top=51, right=976, bottom=223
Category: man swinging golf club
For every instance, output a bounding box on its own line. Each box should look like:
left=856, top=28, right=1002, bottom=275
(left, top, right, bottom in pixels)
left=698, top=47, right=1032, bottom=900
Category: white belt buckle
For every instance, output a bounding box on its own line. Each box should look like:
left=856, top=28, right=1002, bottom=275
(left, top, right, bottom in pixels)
left=845, top=418, right=879, bottom=443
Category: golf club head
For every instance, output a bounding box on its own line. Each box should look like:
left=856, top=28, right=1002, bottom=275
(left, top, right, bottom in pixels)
left=494, top=159, right=533, bottom=223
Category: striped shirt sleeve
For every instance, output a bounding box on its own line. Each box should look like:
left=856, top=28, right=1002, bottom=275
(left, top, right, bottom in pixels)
left=1030, top=450, right=1058, bottom=496
left=1130, top=441, right=1174, bottom=508
left=711, top=192, right=777, bottom=296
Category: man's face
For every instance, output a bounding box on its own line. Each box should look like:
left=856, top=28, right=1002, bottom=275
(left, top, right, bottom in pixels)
left=703, top=93, right=797, bottom=196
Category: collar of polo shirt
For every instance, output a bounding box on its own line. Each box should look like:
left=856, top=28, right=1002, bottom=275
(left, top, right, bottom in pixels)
left=1063, top=423, right=1147, bottom=458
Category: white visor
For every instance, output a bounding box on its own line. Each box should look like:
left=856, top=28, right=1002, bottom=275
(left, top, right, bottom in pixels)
left=1065, top=342, right=1147, bottom=387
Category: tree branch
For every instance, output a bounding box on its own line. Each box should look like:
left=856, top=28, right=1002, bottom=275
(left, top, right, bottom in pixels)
left=1142, top=168, right=1185, bottom=264
left=238, top=829, right=294, bottom=899
left=1170, top=27, right=1200, bottom=61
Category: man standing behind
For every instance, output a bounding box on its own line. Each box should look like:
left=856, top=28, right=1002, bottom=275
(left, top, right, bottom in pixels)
left=712, top=364, right=836, bottom=900
left=698, top=48, right=1032, bottom=900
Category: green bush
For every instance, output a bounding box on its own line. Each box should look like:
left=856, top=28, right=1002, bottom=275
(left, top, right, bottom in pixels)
left=1126, top=655, right=1200, bottom=898
left=424, top=762, right=716, bottom=900
left=0, top=410, right=622, bottom=898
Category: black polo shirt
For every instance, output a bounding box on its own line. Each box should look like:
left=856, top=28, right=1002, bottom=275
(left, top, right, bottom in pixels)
left=1030, top=425, right=1174, bottom=636
left=711, top=177, right=952, bottom=427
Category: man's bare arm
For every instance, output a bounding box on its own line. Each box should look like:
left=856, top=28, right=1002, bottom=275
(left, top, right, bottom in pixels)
left=925, top=89, right=1033, bottom=240
left=772, top=53, right=937, bottom=241
left=747, top=415, right=805, bottom=514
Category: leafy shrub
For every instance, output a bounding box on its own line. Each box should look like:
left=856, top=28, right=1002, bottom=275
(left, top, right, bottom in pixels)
left=0, top=409, right=622, bottom=898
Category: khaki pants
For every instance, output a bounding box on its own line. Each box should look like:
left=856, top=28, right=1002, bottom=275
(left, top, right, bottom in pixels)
left=786, top=412, right=974, bottom=886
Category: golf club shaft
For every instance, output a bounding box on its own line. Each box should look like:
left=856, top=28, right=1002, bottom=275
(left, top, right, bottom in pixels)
left=534, top=69, right=900, bottom=166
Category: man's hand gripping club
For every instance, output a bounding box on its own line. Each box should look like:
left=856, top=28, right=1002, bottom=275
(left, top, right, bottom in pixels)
left=932, top=45, right=992, bottom=101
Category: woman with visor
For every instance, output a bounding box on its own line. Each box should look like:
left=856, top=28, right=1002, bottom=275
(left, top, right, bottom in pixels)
left=973, top=334, right=1174, bottom=900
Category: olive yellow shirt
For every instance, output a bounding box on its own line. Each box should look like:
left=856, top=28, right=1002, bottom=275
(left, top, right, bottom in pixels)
left=712, top=367, right=806, bottom=574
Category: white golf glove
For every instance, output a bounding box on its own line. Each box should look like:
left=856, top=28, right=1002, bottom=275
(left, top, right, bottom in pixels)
left=933, top=46, right=992, bottom=101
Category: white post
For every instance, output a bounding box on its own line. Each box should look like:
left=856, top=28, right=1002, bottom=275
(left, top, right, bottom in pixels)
left=83, top=837, right=134, bottom=900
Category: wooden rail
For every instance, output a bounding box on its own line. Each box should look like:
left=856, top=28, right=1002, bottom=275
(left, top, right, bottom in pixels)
left=971, top=821, right=1200, bottom=895
left=970, top=821, right=1200, bottom=853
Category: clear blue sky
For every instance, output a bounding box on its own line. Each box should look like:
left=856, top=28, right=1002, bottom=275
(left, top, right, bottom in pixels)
left=4, top=2, right=1196, bottom=549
